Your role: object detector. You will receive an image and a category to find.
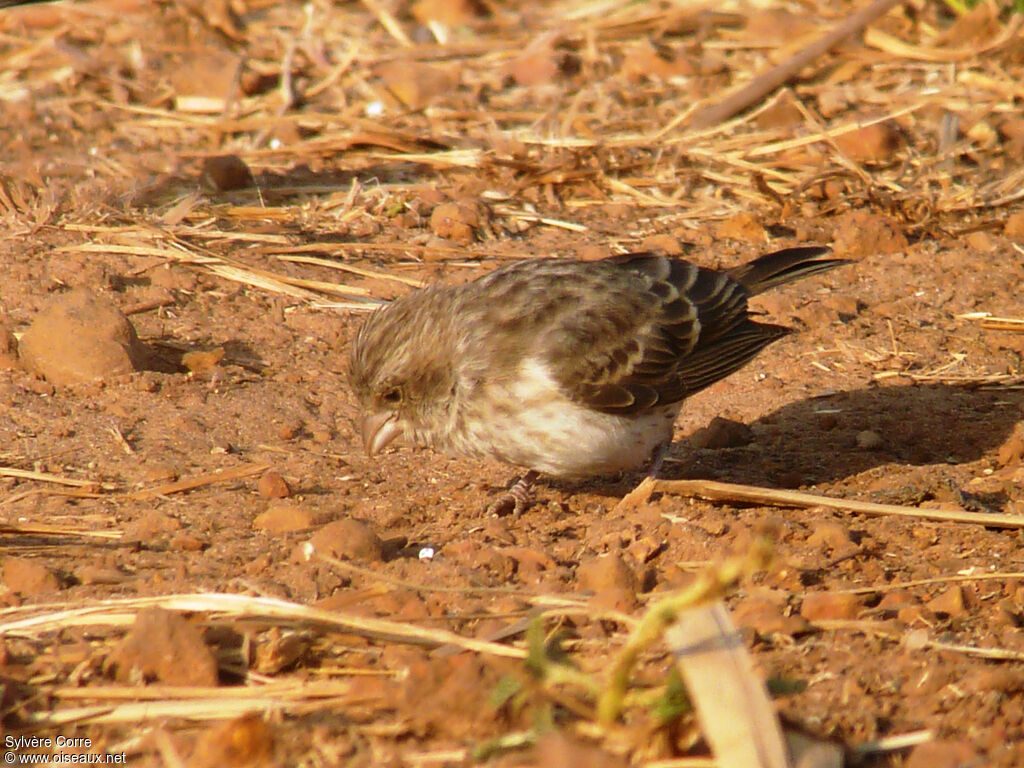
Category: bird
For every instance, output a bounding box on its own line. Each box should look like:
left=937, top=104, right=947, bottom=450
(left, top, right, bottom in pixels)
left=349, top=246, right=849, bottom=514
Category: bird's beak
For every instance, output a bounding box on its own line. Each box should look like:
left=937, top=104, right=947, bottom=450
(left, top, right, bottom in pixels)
left=361, top=411, right=403, bottom=455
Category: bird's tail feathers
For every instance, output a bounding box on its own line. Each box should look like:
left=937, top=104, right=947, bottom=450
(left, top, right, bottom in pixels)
left=727, top=246, right=850, bottom=295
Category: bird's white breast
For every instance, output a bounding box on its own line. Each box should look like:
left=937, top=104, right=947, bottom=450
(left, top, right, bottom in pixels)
left=460, top=359, right=679, bottom=477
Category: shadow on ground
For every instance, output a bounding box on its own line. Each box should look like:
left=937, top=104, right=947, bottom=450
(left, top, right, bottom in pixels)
left=561, top=383, right=1023, bottom=502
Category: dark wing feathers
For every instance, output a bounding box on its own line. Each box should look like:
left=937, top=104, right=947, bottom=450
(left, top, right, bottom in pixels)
left=669, top=320, right=792, bottom=395
left=726, top=246, right=849, bottom=295
left=551, top=247, right=845, bottom=415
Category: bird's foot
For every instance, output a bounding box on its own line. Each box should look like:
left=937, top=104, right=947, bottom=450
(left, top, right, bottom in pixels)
left=486, top=470, right=539, bottom=517
left=646, top=441, right=669, bottom=478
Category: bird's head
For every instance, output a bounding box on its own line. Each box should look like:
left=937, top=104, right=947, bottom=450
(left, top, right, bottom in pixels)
left=348, top=291, right=460, bottom=456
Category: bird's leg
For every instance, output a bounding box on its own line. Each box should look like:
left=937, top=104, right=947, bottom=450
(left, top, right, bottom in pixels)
left=486, top=470, right=539, bottom=517
left=646, top=441, right=669, bottom=478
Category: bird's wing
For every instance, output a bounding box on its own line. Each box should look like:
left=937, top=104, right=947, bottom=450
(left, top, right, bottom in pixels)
left=548, top=253, right=785, bottom=415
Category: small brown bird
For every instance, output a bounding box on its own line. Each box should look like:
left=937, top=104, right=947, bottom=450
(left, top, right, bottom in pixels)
left=349, top=246, right=848, bottom=513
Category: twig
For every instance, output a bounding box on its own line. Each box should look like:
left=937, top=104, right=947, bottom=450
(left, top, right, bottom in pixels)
left=274, top=254, right=425, bottom=287
left=0, top=522, right=121, bottom=540
left=122, top=296, right=177, bottom=316
left=956, top=313, right=1024, bottom=333
left=0, top=592, right=528, bottom=659
left=0, top=466, right=110, bottom=489
left=813, top=619, right=1024, bottom=661
left=126, top=463, right=271, bottom=500
left=833, top=571, right=1024, bottom=595
left=359, top=0, right=411, bottom=46
left=106, top=426, right=135, bottom=455
left=629, top=477, right=1024, bottom=529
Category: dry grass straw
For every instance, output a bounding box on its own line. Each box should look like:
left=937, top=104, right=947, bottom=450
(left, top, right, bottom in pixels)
left=618, top=476, right=1024, bottom=529
left=0, top=521, right=121, bottom=540
left=5, top=0, right=1018, bottom=308
left=959, top=311, right=1024, bottom=333
left=125, top=462, right=271, bottom=501
left=0, top=466, right=113, bottom=490
left=0, top=590, right=524, bottom=730
left=0, top=591, right=527, bottom=653
left=56, top=238, right=380, bottom=309
left=24, top=680, right=356, bottom=728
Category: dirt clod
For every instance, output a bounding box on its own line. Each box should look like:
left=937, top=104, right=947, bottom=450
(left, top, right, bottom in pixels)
left=309, top=518, right=385, bottom=562
left=202, top=155, right=254, bottom=191
left=18, top=288, right=145, bottom=386
left=834, top=121, right=903, bottom=165
left=429, top=200, right=482, bottom=244
left=638, top=233, right=683, bottom=254
left=257, top=470, right=292, bottom=499
left=690, top=416, right=754, bottom=449
left=2, top=557, right=60, bottom=596
left=191, top=714, right=276, bottom=768
left=182, top=347, right=225, bottom=375
left=108, top=607, right=218, bottom=686
left=535, top=732, right=629, bottom=768
left=576, top=553, right=638, bottom=594
left=1005, top=210, right=1024, bottom=239
left=926, top=586, right=968, bottom=618
left=715, top=211, right=766, bottom=243
left=997, top=423, right=1024, bottom=467
left=254, top=501, right=314, bottom=534
left=733, top=594, right=811, bottom=637
left=800, top=592, right=862, bottom=621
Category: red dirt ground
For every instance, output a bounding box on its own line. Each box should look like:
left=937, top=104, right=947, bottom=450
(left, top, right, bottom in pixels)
left=1, top=1, right=1023, bottom=766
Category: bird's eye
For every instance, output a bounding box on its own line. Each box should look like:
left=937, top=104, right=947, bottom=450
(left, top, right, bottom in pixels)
left=380, top=387, right=402, bottom=404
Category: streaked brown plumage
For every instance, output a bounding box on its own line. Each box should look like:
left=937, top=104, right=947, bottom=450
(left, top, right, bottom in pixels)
left=349, top=247, right=848, bottom=502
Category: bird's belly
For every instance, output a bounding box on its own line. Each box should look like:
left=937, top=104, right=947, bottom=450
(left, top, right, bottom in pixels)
left=443, top=358, right=680, bottom=477
left=468, top=398, right=679, bottom=478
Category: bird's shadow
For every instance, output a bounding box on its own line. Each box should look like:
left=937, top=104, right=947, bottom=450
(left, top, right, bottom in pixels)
left=568, top=382, right=1022, bottom=498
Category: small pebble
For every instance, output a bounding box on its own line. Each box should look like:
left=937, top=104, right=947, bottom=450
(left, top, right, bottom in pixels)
left=277, top=420, right=304, bottom=440
left=202, top=154, right=253, bottom=191
left=309, top=518, right=385, bottom=562
left=429, top=200, right=481, bottom=244
left=800, top=591, right=862, bottom=621
left=926, top=586, right=967, bottom=617
left=257, top=470, right=292, bottom=499
left=690, top=416, right=753, bottom=450
left=254, top=502, right=314, bottom=534
left=2, top=557, right=60, bottom=596
left=576, top=554, right=638, bottom=594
